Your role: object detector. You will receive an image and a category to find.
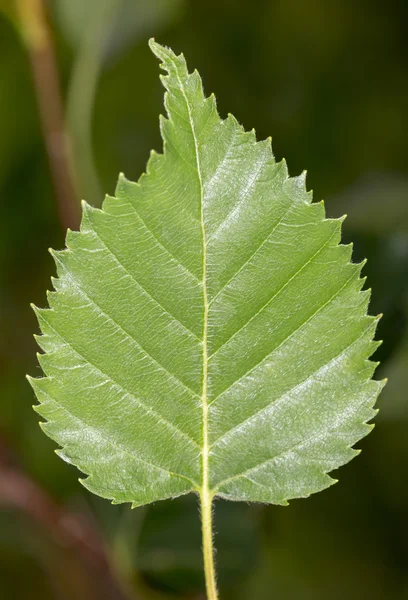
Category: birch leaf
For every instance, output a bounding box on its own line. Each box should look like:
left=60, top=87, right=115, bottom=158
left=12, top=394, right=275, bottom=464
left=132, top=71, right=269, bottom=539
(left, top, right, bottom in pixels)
left=29, top=40, right=384, bottom=508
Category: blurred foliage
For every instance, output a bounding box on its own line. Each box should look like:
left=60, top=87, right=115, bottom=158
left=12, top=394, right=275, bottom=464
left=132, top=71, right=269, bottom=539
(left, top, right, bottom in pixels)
left=0, top=0, right=407, bottom=599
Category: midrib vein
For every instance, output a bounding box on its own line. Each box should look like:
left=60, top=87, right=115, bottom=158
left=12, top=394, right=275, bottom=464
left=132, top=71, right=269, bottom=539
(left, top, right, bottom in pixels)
left=174, top=70, right=210, bottom=497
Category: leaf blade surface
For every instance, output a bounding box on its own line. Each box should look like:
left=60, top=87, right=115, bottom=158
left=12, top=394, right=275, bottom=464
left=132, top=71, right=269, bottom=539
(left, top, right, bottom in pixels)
left=29, top=40, right=383, bottom=507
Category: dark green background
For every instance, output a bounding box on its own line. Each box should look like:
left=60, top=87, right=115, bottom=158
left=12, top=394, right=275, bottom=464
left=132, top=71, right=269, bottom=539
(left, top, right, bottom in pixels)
left=0, top=1, right=407, bottom=598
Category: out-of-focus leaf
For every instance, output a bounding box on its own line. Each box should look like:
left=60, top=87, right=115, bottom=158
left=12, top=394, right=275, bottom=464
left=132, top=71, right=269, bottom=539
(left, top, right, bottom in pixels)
left=136, top=497, right=258, bottom=594
left=54, top=0, right=184, bottom=60
left=329, top=172, right=408, bottom=234
left=378, top=311, right=408, bottom=421
left=0, top=1, right=16, bottom=23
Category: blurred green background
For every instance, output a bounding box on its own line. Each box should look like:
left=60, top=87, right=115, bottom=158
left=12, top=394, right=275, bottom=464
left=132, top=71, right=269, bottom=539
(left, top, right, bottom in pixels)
left=0, top=1, right=407, bottom=598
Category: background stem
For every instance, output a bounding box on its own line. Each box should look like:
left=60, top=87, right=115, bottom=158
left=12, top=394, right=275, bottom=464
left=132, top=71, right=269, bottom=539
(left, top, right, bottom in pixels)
left=200, top=492, right=218, bottom=600
left=66, top=0, right=121, bottom=206
left=16, top=0, right=81, bottom=231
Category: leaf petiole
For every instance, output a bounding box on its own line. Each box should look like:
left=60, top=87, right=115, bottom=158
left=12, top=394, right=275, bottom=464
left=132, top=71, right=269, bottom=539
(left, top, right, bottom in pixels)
left=200, top=490, right=218, bottom=600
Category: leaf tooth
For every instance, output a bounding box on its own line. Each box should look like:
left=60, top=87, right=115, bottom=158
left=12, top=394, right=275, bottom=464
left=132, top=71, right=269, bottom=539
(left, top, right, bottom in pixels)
left=360, top=315, right=381, bottom=343
left=36, top=351, right=52, bottom=376
left=26, top=373, right=36, bottom=388
left=49, top=248, right=72, bottom=279
left=31, top=302, right=50, bottom=320
left=358, top=284, right=372, bottom=304
left=305, top=200, right=326, bottom=223
left=65, top=229, right=82, bottom=249
left=159, top=113, right=172, bottom=142
left=284, top=170, right=312, bottom=205
left=226, top=112, right=245, bottom=133
left=236, top=127, right=257, bottom=146
left=318, top=199, right=327, bottom=219
left=336, top=242, right=354, bottom=264
left=206, top=92, right=218, bottom=117
left=34, top=332, right=59, bottom=354
left=46, top=289, right=59, bottom=306
left=55, top=449, right=74, bottom=465
left=39, top=420, right=73, bottom=454
left=27, top=373, right=49, bottom=396
left=353, top=259, right=368, bottom=282
left=80, top=199, right=101, bottom=233
left=101, top=194, right=121, bottom=215
left=115, top=172, right=139, bottom=200
left=146, top=148, right=163, bottom=176
left=256, top=136, right=275, bottom=165
left=49, top=247, right=70, bottom=263
left=33, top=333, right=43, bottom=346
left=51, top=276, right=68, bottom=293
left=360, top=359, right=380, bottom=380
left=31, top=305, right=57, bottom=339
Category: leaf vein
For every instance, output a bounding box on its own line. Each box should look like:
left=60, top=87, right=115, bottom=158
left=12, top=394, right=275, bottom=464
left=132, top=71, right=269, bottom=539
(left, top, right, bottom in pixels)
left=40, top=389, right=198, bottom=486
left=208, top=188, right=294, bottom=305
left=39, top=305, right=200, bottom=448
left=119, top=193, right=201, bottom=283
left=89, top=224, right=201, bottom=341
left=53, top=254, right=200, bottom=398
left=214, top=391, right=370, bottom=492
left=209, top=266, right=359, bottom=405
left=206, top=152, right=273, bottom=247
left=209, top=226, right=338, bottom=357
left=210, top=324, right=372, bottom=448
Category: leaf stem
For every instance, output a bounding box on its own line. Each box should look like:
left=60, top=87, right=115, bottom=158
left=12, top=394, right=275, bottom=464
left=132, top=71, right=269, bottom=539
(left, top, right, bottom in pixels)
left=200, top=491, right=218, bottom=600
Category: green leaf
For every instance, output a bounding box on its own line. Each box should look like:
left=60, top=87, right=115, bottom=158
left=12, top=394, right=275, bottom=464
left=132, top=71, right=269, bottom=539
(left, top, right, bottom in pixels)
left=29, top=40, right=384, bottom=509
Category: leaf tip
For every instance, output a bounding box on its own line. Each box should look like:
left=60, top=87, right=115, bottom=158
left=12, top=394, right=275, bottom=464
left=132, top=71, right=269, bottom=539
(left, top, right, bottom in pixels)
left=148, top=37, right=157, bottom=53
left=30, top=302, right=39, bottom=315
left=148, top=38, right=177, bottom=66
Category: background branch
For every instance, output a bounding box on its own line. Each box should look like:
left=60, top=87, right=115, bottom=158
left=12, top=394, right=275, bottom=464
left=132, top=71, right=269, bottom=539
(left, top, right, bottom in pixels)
left=0, top=434, right=138, bottom=600
left=16, top=0, right=81, bottom=230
